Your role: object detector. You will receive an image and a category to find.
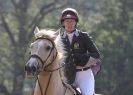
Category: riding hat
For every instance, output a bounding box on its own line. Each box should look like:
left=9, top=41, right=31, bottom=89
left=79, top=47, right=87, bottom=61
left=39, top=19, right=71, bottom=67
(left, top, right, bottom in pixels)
left=60, top=8, right=79, bottom=24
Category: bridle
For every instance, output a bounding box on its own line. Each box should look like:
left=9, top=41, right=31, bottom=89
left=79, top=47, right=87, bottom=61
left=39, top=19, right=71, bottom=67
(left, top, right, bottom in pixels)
left=29, top=37, right=58, bottom=72
left=29, top=37, right=65, bottom=95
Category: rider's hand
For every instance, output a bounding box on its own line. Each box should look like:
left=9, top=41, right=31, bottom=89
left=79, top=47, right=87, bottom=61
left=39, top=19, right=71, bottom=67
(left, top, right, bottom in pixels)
left=72, top=53, right=90, bottom=66
left=72, top=53, right=82, bottom=63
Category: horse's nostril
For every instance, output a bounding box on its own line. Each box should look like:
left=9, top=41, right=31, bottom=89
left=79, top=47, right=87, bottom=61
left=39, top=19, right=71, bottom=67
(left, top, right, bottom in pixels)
left=31, top=65, right=37, bottom=72
left=25, top=60, right=39, bottom=76
left=25, top=63, right=30, bottom=71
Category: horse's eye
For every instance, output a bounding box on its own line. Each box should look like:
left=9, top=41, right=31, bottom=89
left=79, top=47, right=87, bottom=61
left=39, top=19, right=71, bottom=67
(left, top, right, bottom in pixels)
left=46, top=46, right=51, bottom=51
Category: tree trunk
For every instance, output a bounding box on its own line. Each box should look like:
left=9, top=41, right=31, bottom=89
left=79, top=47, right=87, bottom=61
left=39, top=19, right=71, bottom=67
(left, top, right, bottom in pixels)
left=11, top=49, right=26, bottom=95
left=12, top=65, right=25, bottom=95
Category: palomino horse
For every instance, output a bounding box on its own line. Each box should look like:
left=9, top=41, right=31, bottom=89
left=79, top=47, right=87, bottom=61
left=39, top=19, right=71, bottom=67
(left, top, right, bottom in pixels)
left=25, top=27, right=76, bottom=95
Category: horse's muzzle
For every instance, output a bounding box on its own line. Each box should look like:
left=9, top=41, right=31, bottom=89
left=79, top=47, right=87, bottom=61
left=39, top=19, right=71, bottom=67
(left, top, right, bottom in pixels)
left=25, top=61, right=39, bottom=76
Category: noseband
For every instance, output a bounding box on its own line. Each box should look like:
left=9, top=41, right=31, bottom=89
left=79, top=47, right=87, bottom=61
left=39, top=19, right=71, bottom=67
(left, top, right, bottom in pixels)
left=29, top=37, right=58, bottom=72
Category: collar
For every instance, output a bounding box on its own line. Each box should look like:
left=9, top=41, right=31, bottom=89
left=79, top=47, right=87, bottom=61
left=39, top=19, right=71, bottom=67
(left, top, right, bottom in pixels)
left=62, top=29, right=80, bottom=38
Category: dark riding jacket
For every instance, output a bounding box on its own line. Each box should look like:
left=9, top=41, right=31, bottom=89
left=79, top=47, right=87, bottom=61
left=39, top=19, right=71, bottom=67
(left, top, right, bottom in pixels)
left=61, top=29, right=100, bottom=84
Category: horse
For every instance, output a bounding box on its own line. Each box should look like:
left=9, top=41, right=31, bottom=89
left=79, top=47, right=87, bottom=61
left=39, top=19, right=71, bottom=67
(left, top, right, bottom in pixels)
left=25, top=27, right=76, bottom=95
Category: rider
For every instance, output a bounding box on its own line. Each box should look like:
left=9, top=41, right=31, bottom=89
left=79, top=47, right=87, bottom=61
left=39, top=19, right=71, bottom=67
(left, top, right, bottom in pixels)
left=60, top=8, right=101, bottom=95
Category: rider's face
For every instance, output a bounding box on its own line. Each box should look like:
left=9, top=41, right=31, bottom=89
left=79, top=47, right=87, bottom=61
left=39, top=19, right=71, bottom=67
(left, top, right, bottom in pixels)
left=63, top=19, right=76, bottom=33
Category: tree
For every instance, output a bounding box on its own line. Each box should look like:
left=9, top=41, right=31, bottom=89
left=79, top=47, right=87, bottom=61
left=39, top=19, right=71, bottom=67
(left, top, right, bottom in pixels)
left=94, top=0, right=133, bottom=95
left=0, top=0, right=66, bottom=95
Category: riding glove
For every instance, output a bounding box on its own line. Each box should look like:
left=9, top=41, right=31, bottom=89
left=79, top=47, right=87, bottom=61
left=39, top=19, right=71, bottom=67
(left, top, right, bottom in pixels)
left=72, top=53, right=90, bottom=66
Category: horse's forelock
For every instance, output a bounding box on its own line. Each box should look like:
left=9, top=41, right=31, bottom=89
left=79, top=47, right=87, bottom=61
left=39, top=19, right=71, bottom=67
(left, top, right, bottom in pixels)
left=35, top=29, right=57, bottom=39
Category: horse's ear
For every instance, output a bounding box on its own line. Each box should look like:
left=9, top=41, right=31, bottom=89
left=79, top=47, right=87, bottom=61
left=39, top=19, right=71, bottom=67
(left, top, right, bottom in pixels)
left=34, top=27, right=39, bottom=34
left=51, top=31, right=59, bottom=40
left=54, top=28, right=61, bottom=36
left=54, top=31, right=59, bottom=36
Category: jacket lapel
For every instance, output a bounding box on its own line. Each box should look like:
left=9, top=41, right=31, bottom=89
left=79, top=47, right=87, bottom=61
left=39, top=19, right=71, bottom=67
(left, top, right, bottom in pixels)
left=61, top=33, right=71, bottom=48
left=72, top=30, right=80, bottom=43
left=61, top=30, right=80, bottom=49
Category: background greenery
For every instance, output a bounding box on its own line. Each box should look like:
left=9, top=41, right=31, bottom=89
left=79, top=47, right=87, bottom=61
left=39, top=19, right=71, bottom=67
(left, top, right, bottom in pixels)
left=0, top=0, right=132, bottom=95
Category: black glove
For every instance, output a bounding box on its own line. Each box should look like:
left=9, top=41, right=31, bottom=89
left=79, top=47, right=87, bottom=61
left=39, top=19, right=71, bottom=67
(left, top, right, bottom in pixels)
left=73, top=53, right=90, bottom=66
left=72, top=53, right=82, bottom=63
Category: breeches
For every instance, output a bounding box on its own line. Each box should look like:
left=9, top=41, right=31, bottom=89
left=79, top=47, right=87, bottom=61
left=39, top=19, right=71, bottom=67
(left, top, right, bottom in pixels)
left=74, top=69, right=95, bottom=95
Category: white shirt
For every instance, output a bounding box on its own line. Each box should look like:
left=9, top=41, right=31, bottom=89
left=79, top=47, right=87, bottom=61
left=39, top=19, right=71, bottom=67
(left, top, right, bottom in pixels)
left=66, top=31, right=75, bottom=44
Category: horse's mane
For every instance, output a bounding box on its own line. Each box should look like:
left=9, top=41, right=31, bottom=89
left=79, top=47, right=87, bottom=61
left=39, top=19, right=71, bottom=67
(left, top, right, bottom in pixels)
left=35, top=29, right=66, bottom=64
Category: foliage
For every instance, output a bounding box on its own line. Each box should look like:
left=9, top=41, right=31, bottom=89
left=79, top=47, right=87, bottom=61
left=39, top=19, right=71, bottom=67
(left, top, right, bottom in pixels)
left=94, top=0, right=133, bottom=95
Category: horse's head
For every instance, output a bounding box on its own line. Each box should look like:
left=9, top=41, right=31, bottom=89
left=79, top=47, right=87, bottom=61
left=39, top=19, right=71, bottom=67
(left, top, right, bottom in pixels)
left=25, top=27, right=65, bottom=75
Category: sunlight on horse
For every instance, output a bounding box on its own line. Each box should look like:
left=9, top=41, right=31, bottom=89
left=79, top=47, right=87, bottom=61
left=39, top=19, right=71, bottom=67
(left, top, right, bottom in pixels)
left=25, top=27, right=76, bottom=95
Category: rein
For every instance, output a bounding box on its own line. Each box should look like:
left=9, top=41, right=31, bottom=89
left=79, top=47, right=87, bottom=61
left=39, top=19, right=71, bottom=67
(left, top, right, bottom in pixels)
left=35, top=72, right=53, bottom=95
left=34, top=63, right=65, bottom=95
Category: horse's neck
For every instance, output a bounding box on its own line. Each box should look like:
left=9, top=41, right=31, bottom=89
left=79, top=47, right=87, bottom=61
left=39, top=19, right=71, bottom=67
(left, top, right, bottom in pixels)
left=35, top=62, right=65, bottom=95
